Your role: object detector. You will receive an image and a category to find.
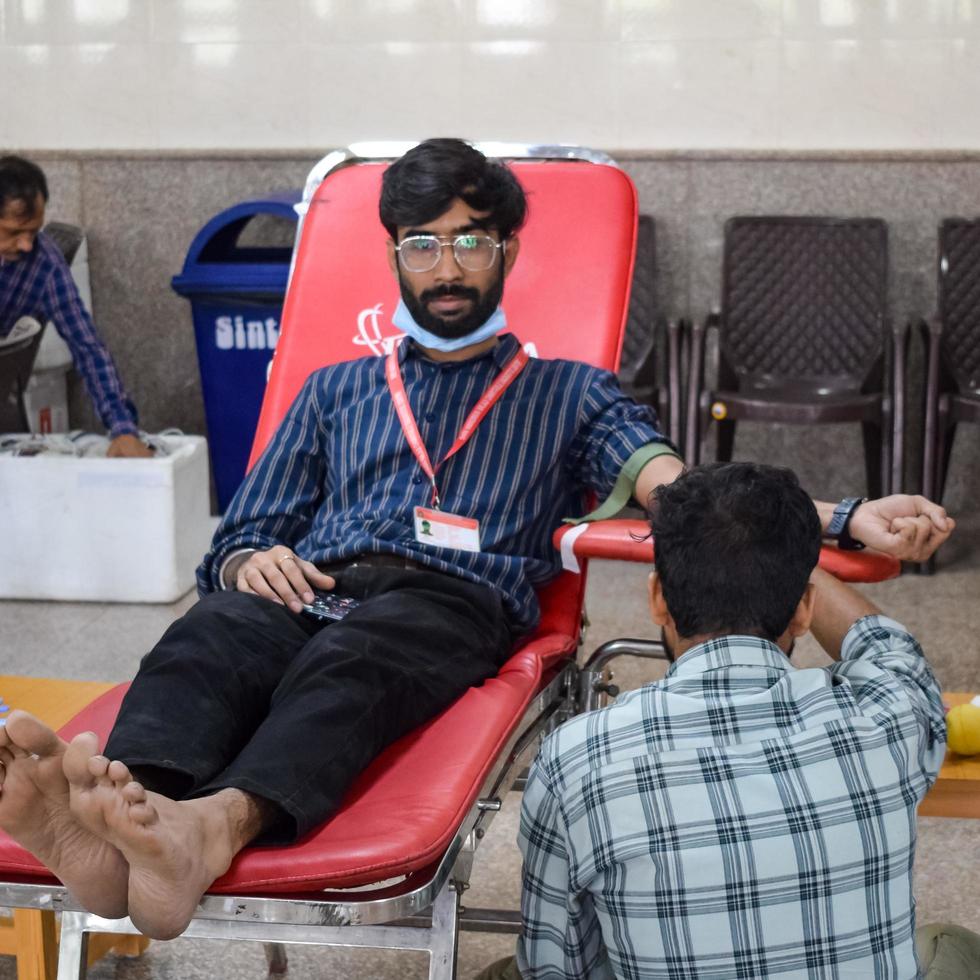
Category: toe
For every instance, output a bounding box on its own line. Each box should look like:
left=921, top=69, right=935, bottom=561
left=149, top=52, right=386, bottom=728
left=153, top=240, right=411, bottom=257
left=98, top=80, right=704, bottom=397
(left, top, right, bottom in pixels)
left=122, top=781, right=146, bottom=804
left=87, top=755, right=110, bottom=780
left=127, top=801, right=156, bottom=826
left=107, top=760, right=133, bottom=785
left=63, top=732, right=101, bottom=787
left=5, top=711, right=64, bottom=756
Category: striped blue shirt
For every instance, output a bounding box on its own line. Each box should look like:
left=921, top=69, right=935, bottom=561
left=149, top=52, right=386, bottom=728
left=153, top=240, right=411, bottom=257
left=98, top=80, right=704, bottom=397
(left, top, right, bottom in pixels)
left=198, top=333, right=667, bottom=631
left=519, top=615, right=947, bottom=979
left=0, top=231, right=138, bottom=436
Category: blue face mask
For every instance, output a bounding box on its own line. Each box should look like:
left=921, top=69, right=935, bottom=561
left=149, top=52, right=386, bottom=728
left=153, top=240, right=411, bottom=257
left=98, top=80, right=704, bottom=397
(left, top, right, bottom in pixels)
left=392, top=299, right=508, bottom=353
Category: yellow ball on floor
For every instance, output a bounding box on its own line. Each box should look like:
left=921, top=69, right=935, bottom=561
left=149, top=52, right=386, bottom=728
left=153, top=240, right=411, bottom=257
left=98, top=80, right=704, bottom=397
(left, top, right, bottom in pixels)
left=946, top=704, right=980, bottom=756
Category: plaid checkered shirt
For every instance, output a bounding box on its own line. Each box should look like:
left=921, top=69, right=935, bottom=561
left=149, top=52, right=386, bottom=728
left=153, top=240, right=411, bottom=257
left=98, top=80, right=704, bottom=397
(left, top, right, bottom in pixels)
left=0, top=231, right=139, bottom=435
left=519, top=615, right=946, bottom=979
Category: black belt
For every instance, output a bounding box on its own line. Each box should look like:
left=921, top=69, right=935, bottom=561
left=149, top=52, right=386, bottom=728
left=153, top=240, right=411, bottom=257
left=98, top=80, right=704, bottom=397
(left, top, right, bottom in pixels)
left=317, top=554, right=428, bottom=575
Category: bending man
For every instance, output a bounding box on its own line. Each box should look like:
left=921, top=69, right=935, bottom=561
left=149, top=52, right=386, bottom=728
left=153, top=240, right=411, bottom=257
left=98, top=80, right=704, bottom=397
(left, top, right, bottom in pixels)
left=507, top=462, right=950, bottom=978
left=0, top=155, right=150, bottom=456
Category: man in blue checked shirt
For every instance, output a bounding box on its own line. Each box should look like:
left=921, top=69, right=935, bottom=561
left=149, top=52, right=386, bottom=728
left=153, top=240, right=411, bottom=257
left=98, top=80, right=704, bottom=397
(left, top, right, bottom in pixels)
left=483, top=462, right=963, bottom=980
left=0, top=141, right=954, bottom=944
left=0, top=155, right=151, bottom=456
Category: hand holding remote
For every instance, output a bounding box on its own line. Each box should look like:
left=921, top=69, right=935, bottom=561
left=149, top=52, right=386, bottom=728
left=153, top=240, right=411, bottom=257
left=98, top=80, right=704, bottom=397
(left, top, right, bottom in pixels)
left=235, top=547, right=336, bottom=613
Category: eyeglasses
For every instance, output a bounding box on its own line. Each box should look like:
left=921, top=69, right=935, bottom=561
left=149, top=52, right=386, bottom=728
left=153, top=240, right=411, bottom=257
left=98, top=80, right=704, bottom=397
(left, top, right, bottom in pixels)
left=395, top=234, right=504, bottom=273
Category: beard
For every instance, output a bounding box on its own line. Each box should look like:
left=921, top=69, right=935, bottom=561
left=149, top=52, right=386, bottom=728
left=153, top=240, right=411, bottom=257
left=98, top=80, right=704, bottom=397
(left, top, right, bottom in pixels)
left=398, top=267, right=504, bottom=341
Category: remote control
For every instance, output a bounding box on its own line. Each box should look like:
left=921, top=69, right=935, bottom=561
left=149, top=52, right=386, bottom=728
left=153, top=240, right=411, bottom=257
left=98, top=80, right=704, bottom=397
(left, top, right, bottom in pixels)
left=301, top=591, right=362, bottom=622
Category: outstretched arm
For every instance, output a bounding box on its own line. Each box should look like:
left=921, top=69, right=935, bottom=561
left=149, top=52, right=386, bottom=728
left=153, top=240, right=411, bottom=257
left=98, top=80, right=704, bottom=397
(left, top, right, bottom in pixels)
left=814, top=495, right=954, bottom=562
left=634, top=452, right=954, bottom=563
left=43, top=244, right=142, bottom=441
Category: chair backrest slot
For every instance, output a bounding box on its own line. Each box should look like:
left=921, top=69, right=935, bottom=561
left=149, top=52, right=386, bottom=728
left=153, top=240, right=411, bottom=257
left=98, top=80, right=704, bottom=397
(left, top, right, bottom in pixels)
left=721, top=216, right=888, bottom=387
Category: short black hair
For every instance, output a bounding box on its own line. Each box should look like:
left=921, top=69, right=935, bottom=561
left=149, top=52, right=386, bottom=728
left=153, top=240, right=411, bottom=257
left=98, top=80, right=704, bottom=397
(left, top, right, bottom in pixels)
left=649, top=462, right=822, bottom=641
left=0, top=156, right=48, bottom=215
left=379, top=138, right=527, bottom=241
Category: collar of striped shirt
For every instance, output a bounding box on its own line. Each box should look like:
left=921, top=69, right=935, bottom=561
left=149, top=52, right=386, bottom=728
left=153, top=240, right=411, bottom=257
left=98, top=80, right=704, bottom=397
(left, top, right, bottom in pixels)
left=397, top=332, right=517, bottom=369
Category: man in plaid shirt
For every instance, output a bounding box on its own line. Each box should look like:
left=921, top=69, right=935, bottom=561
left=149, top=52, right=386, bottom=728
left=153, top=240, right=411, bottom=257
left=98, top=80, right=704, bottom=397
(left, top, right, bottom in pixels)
left=0, top=155, right=150, bottom=456
left=503, top=462, right=952, bottom=979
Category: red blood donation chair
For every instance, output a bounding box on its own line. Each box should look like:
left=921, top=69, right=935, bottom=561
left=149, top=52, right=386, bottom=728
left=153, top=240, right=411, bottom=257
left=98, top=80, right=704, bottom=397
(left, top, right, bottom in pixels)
left=0, top=144, right=899, bottom=980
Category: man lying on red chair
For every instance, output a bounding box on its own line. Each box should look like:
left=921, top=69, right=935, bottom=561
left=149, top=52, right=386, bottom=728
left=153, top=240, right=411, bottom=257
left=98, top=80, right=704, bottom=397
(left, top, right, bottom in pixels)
left=0, top=139, right=954, bottom=942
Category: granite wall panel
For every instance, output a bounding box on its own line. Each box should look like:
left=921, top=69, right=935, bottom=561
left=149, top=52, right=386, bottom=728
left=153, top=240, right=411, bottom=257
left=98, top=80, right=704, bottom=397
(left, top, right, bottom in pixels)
left=25, top=151, right=980, bottom=516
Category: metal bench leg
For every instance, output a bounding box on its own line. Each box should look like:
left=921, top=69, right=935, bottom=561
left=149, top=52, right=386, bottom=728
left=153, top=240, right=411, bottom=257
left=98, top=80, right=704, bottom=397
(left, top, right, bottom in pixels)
left=55, top=912, right=89, bottom=980
left=428, top=880, right=461, bottom=980
left=264, top=941, right=289, bottom=974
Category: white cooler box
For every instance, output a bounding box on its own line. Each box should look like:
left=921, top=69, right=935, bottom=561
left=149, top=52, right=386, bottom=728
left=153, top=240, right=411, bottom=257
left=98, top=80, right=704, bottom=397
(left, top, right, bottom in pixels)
left=0, top=435, right=214, bottom=602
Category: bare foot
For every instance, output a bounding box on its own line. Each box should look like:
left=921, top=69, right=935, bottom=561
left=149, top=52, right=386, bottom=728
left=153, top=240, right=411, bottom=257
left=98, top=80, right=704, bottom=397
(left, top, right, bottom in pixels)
left=0, top=712, right=129, bottom=918
left=67, top=746, right=249, bottom=940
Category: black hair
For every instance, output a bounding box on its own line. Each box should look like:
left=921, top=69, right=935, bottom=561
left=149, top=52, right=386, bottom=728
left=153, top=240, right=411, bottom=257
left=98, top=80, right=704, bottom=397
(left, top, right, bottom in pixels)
left=379, top=138, right=527, bottom=241
left=0, top=156, right=48, bottom=215
left=649, top=462, right=822, bottom=641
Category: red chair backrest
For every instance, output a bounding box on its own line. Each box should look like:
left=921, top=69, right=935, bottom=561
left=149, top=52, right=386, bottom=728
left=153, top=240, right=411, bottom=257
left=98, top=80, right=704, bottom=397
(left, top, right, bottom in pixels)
left=250, top=158, right=638, bottom=462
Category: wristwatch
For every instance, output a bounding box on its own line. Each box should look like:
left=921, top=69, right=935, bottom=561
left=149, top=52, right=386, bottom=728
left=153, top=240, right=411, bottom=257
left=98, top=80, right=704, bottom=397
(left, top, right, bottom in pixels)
left=825, top=497, right=867, bottom=551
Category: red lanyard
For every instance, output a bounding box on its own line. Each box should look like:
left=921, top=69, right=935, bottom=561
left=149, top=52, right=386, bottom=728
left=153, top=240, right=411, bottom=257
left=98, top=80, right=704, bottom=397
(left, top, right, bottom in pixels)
left=385, top=343, right=529, bottom=508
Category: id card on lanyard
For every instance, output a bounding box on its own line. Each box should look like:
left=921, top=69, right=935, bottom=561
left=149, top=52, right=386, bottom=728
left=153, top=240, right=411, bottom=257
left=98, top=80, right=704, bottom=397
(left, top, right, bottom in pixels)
left=386, top=342, right=529, bottom=552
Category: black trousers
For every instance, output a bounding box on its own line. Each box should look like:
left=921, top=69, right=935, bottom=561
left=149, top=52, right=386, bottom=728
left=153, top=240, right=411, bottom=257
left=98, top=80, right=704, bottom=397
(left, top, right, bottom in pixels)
left=104, top=566, right=515, bottom=842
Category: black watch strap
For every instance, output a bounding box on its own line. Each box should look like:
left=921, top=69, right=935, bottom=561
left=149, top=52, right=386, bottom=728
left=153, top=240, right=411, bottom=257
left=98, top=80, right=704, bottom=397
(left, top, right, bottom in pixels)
left=825, top=497, right=867, bottom=551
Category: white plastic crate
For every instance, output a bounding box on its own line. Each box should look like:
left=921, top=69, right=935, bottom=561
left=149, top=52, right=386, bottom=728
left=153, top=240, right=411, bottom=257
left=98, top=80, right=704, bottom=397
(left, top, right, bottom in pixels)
left=0, top=435, right=214, bottom=602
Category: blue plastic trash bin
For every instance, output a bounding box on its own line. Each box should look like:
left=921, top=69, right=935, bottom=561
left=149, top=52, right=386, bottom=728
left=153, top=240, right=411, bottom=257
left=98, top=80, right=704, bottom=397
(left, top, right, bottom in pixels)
left=172, top=192, right=300, bottom=511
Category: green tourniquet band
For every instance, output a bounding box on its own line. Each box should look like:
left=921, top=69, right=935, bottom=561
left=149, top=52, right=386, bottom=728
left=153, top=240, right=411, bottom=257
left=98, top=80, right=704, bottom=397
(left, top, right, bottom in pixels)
left=564, top=442, right=682, bottom=525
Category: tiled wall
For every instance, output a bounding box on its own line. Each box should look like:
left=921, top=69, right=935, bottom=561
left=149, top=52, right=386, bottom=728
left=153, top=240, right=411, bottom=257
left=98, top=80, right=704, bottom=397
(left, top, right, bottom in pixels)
left=8, top=2, right=980, bottom=510
left=4, top=0, right=980, bottom=151
left=34, top=150, right=980, bottom=511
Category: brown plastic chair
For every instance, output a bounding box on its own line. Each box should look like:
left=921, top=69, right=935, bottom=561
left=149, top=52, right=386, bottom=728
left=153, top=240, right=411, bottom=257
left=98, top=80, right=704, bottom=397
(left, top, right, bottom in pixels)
left=618, top=215, right=685, bottom=448
left=685, top=216, right=904, bottom=498
left=0, top=322, right=45, bottom=432
left=921, top=218, right=980, bottom=532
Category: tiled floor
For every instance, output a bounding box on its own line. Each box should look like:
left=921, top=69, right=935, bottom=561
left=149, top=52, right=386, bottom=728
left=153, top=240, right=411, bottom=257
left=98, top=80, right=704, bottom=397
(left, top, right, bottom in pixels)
left=1, top=524, right=978, bottom=978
